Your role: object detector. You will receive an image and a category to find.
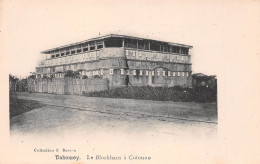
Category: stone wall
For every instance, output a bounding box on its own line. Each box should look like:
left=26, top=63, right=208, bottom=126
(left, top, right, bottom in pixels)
left=27, top=78, right=109, bottom=95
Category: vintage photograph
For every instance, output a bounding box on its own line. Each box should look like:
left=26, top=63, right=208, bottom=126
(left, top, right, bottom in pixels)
left=9, top=32, right=218, bottom=135
left=9, top=32, right=218, bottom=161
left=2, top=0, right=260, bottom=164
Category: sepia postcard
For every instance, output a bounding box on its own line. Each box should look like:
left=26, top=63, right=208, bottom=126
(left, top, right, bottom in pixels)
left=0, top=0, right=260, bottom=164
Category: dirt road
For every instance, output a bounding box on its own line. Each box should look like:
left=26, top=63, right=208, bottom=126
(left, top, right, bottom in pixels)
left=8, top=92, right=219, bottom=164
left=10, top=92, right=217, bottom=138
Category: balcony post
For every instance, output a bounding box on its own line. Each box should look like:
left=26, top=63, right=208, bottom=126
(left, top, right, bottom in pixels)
left=103, top=40, right=105, bottom=48
left=95, top=41, right=97, bottom=50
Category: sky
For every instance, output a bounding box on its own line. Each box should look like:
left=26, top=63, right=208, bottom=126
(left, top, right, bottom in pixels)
left=1, top=0, right=260, bottom=78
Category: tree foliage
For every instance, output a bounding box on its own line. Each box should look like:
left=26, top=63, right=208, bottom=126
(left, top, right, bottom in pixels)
left=64, top=70, right=80, bottom=78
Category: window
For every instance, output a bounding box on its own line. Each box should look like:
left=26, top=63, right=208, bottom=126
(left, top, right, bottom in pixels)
left=182, top=72, right=185, bottom=76
left=150, top=41, right=160, bottom=51
left=133, top=70, right=136, bottom=75
left=140, top=70, right=143, bottom=75
left=97, top=45, right=103, bottom=49
left=144, top=41, right=150, bottom=50
left=172, top=46, right=180, bottom=53
left=100, top=69, right=103, bottom=75
left=137, top=40, right=144, bottom=49
left=182, top=56, right=185, bottom=60
left=168, top=71, right=171, bottom=76
left=125, top=38, right=137, bottom=48
left=152, top=71, right=154, bottom=76
left=56, top=54, right=60, bottom=57
left=89, top=42, right=95, bottom=50
left=182, top=48, right=189, bottom=55
left=146, top=70, right=149, bottom=76
left=178, top=72, right=180, bottom=76
left=186, top=72, right=189, bottom=76
left=163, top=71, right=165, bottom=76
left=104, top=38, right=123, bottom=47
left=83, top=48, right=88, bottom=52
left=126, top=70, right=130, bottom=75
left=51, top=55, right=55, bottom=58
left=173, top=72, right=175, bottom=76
left=71, top=51, right=75, bottom=54
left=110, top=69, right=113, bottom=75
left=157, top=71, right=160, bottom=76
left=66, top=51, right=70, bottom=55
left=121, top=69, right=125, bottom=75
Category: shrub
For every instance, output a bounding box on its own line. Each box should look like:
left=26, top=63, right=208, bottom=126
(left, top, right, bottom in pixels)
left=64, top=70, right=80, bottom=78
left=83, top=86, right=217, bottom=103
left=92, top=75, right=101, bottom=79
left=28, top=75, right=36, bottom=80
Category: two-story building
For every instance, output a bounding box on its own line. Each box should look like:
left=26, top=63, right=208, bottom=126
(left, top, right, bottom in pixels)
left=35, top=34, right=193, bottom=87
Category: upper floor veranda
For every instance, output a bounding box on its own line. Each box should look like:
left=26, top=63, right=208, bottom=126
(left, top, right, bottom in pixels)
left=41, top=34, right=193, bottom=59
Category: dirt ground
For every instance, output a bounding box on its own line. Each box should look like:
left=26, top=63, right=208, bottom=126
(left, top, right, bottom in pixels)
left=8, top=92, right=218, bottom=164
left=10, top=92, right=217, bottom=137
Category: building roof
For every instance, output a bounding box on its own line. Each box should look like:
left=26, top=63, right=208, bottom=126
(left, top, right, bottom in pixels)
left=41, top=34, right=193, bottom=54
left=192, top=73, right=207, bottom=77
left=192, top=73, right=217, bottom=79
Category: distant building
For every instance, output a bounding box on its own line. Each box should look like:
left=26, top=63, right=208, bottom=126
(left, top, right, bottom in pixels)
left=192, top=73, right=217, bottom=88
left=35, top=34, right=193, bottom=87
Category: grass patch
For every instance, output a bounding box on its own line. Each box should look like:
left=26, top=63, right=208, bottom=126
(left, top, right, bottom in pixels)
left=83, top=86, right=217, bottom=103
left=9, top=93, right=45, bottom=118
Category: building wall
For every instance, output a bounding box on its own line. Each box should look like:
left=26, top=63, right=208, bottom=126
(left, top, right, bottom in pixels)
left=36, top=47, right=192, bottom=87
left=28, top=78, right=109, bottom=94
left=192, top=76, right=217, bottom=89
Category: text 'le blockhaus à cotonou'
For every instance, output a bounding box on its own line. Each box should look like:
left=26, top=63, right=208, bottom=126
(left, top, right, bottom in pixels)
left=35, top=34, right=193, bottom=87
